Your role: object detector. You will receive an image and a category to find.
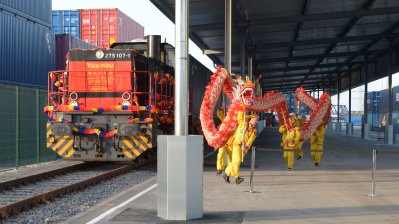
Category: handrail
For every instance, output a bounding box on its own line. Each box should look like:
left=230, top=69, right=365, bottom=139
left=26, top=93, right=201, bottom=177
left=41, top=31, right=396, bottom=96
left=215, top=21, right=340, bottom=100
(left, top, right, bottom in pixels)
left=47, top=69, right=159, bottom=112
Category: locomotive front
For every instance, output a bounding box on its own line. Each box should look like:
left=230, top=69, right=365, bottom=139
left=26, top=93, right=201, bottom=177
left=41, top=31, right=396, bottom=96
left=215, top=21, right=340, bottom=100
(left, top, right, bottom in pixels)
left=44, top=47, right=172, bottom=161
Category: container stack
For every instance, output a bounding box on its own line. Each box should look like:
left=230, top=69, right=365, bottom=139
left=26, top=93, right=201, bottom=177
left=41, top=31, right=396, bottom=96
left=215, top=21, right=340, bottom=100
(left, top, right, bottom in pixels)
left=52, top=10, right=80, bottom=38
left=52, top=8, right=145, bottom=48
left=367, top=91, right=380, bottom=131
left=0, top=0, right=56, bottom=169
left=55, top=34, right=97, bottom=70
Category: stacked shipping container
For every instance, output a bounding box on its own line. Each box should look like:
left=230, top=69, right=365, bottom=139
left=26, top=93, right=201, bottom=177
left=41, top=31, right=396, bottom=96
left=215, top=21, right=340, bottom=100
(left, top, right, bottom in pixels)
left=0, top=0, right=56, bottom=169
left=52, top=10, right=80, bottom=38
left=0, top=1, right=54, bottom=87
left=367, top=91, right=380, bottom=131
left=80, top=9, right=144, bottom=48
left=55, top=34, right=97, bottom=70
left=52, top=9, right=145, bottom=49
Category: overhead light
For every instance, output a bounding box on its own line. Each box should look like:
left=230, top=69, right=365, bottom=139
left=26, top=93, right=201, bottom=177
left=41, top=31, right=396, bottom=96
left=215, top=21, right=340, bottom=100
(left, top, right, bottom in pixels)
left=203, top=49, right=224, bottom=55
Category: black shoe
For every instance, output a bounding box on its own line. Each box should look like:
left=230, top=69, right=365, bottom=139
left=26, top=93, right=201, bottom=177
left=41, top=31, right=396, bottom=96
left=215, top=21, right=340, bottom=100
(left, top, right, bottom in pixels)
left=223, top=174, right=230, bottom=184
left=235, top=177, right=244, bottom=185
left=296, top=156, right=302, bottom=160
left=216, top=169, right=222, bottom=175
left=315, top=163, right=319, bottom=166
left=288, top=167, right=292, bottom=170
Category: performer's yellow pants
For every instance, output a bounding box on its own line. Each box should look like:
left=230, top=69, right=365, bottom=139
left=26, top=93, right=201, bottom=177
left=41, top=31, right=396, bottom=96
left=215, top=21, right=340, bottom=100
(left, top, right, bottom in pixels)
left=216, top=145, right=232, bottom=171
left=295, top=142, right=304, bottom=158
left=283, top=150, right=295, bottom=169
left=225, top=144, right=242, bottom=177
left=311, top=148, right=323, bottom=164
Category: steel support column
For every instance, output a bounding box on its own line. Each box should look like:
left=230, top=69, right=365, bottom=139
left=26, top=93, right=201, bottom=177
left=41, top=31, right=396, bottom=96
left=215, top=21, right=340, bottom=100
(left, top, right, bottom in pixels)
left=363, top=55, right=369, bottom=139
left=388, top=46, right=393, bottom=126
left=386, top=41, right=394, bottom=144
left=240, top=33, right=245, bottom=76
left=158, top=0, right=203, bottom=220
left=225, top=0, right=232, bottom=73
left=364, top=55, right=369, bottom=124
left=174, top=0, right=189, bottom=136
left=248, top=53, right=253, bottom=80
left=337, top=73, right=341, bottom=132
left=347, top=67, right=353, bottom=136
left=349, top=67, right=352, bottom=123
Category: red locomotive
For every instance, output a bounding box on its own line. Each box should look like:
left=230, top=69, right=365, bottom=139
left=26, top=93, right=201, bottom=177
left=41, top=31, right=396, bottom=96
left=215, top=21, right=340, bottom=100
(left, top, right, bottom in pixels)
left=45, top=35, right=184, bottom=161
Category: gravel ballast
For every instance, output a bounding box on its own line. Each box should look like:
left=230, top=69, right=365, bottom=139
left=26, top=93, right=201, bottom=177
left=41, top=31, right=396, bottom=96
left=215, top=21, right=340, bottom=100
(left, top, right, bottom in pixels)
left=0, top=164, right=156, bottom=224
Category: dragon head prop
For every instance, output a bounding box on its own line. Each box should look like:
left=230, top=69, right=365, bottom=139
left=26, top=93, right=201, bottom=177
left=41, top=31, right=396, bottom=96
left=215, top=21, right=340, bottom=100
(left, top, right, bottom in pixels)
left=233, top=76, right=255, bottom=108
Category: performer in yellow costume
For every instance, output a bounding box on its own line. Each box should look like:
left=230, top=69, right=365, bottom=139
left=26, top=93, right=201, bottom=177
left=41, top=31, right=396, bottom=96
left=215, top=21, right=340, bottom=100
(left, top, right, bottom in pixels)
left=310, top=123, right=326, bottom=166
left=282, top=116, right=301, bottom=169
left=279, top=124, right=287, bottom=148
left=295, top=115, right=307, bottom=160
left=223, top=112, right=258, bottom=185
left=216, top=107, right=232, bottom=174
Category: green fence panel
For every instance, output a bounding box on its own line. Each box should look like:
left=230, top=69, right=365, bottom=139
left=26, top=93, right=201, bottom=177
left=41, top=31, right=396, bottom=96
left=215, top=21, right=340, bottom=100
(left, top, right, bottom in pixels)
left=19, top=87, right=40, bottom=166
left=0, top=84, right=17, bottom=169
left=0, top=84, right=57, bottom=170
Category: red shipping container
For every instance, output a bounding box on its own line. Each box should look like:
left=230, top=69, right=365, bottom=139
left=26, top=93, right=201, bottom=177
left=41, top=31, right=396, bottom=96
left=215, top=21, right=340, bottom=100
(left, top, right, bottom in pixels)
left=80, top=8, right=144, bottom=48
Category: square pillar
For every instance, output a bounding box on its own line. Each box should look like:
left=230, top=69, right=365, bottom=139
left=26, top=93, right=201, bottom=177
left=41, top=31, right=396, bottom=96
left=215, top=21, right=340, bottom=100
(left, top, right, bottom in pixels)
left=384, top=125, right=393, bottom=145
left=363, top=123, right=370, bottom=139
left=157, top=135, right=203, bottom=220
left=346, top=123, right=353, bottom=136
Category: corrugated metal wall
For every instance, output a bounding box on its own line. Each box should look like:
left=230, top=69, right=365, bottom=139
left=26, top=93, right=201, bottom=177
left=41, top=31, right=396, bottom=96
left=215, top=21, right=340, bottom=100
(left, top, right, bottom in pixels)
left=0, top=0, right=51, bottom=25
left=0, top=1, right=56, bottom=169
left=0, top=84, right=56, bottom=170
left=52, top=10, right=80, bottom=38
left=55, top=34, right=97, bottom=70
left=0, top=10, right=55, bottom=88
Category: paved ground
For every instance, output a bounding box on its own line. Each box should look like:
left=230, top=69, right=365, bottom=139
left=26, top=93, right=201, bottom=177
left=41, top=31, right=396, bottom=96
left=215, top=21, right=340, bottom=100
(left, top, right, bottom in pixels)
left=64, top=127, right=399, bottom=224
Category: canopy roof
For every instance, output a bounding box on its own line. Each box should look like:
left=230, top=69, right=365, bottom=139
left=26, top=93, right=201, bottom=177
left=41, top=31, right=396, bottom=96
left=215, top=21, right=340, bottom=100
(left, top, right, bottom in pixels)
left=150, top=0, right=399, bottom=93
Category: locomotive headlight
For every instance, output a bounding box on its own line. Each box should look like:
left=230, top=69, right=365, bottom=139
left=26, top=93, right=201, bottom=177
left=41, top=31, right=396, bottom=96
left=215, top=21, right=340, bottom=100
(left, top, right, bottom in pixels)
left=70, top=92, right=78, bottom=101
left=122, top=92, right=131, bottom=101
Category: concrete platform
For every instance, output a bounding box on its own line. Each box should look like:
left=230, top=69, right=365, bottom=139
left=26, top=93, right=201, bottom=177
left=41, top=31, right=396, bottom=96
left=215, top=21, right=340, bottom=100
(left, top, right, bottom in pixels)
left=66, top=127, right=399, bottom=223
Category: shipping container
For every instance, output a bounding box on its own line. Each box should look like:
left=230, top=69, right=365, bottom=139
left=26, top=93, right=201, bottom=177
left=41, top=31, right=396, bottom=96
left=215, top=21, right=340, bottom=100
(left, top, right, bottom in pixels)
left=0, top=0, right=51, bottom=25
left=52, top=10, right=80, bottom=38
left=367, top=91, right=381, bottom=112
left=379, top=89, right=388, bottom=113
left=0, top=10, right=55, bottom=87
left=55, top=34, right=97, bottom=70
left=80, top=8, right=144, bottom=48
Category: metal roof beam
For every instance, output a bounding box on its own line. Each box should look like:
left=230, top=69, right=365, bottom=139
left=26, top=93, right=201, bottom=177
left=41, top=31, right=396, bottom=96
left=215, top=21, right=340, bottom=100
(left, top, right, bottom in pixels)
left=261, top=62, right=363, bottom=73
left=206, top=33, right=396, bottom=54
left=262, top=76, right=331, bottom=84
left=299, top=0, right=377, bottom=85
left=254, top=49, right=385, bottom=64
left=190, top=5, right=399, bottom=31
left=280, top=0, right=311, bottom=91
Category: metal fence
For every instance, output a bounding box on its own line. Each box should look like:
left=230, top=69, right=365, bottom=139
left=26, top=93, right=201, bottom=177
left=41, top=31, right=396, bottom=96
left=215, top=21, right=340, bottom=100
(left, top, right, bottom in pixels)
left=0, top=84, right=56, bottom=170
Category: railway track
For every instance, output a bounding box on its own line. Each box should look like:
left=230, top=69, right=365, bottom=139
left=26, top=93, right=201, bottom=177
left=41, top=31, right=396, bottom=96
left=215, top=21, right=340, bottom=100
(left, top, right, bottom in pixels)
left=0, top=156, right=155, bottom=219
